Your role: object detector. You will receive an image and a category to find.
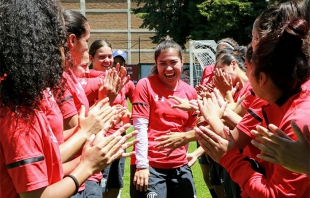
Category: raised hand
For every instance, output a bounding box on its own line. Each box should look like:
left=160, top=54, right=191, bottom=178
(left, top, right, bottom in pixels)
left=195, top=126, right=235, bottom=163
left=214, top=68, right=234, bottom=103
left=78, top=98, right=116, bottom=137
left=169, top=95, right=196, bottom=111
left=115, top=63, right=130, bottom=92
left=83, top=123, right=139, bottom=173
left=251, top=121, right=310, bottom=176
left=197, top=92, right=227, bottom=123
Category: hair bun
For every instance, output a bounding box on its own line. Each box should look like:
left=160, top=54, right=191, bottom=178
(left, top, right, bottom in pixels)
left=284, top=18, right=309, bottom=39
left=158, top=35, right=173, bottom=44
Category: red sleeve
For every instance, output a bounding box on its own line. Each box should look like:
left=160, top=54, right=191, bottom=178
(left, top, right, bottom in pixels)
left=80, top=77, right=101, bottom=106
left=87, top=69, right=105, bottom=78
left=237, top=98, right=267, bottom=138
left=0, top=110, right=63, bottom=195
left=220, top=148, right=310, bottom=198
left=241, top=90, right=256, bottom=110
left=58, top=89, right=78, bottom=119
left=132, top=78, right=150, bottom=119
left=200, top=65, right=215, bottom=85
left=126, top=80, right=135, bottom=103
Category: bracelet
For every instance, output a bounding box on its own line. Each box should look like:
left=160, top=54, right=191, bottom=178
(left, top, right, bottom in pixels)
left=64, top=174, right=79, bottom=195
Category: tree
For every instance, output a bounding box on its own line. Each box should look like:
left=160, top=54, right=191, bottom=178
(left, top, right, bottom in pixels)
left=132, top=0, right=293, bottom=47
left=196, top=0, right=268, bottom=45
left=131, top=0, right=205, bottom=48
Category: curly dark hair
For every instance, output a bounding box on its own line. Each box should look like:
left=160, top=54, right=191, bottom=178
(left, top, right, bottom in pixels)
left=0, top=0, right=67, bottom=112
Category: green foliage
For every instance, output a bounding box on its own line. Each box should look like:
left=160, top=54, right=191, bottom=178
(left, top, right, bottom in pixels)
left=132, top=0, right=300, bottom=46
left=131, top=0, right=205, bottom=48
left=196, top=0, right=268, bottom=45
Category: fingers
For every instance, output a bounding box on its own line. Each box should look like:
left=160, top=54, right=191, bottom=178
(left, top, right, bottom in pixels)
left=154, top=135, right=168, bottom=142
left=268, top=124, right=290, bottom=140
left=122, top=130, right=138, bottom=142
left=121, top=151, right=136, bottom=158
left=115, top=62, right=120, bottom=71
left=122, top=139, right=139, bottom=152
left=118, top=66, right=127, bottom=80
left=93, top=97, right=109, bottom=108
left=113, top=123, right=131, bottom=136
left=255, top=125, right=289, bottom=147
left=133, top=171, right=149, bottom=192
left=291, top=120, right=309, bottom=144
left=198, top=126, right=218, bottom=147
left=251, top=126, right=280, bottom=151
left=250, top=140, right=279, bottom=164
left=168, top=95, right=181, bottom=102
left=189, top=100, right=199, bottom=111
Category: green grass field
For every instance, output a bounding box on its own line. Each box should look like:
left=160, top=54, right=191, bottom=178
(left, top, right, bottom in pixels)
left=119, top=100, right=212, bottom=198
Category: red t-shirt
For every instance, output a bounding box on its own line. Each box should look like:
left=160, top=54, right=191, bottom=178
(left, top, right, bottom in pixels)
left=79, top=77, right=102, bottom=107
left=131, top=75, right=197, bottom=169
left=60, top=69, right=101, bottom=185
left=221, top=89, right=310, bottom=197
left=0, top=108, right=63, bottom=198
left=87, top=69, right=105, bottom=78
left=40, top=89, right=64, bottom=144
left=59, top=69, right=90, bottom=119
left=200, top=64, right=215, bottom=85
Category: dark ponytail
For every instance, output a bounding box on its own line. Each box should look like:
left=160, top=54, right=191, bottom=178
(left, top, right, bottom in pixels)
left=252, top=18, right=309, bottom=93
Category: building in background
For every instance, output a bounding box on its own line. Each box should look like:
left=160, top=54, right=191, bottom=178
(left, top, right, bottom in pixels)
left=59, top=0, right=191, bottom=83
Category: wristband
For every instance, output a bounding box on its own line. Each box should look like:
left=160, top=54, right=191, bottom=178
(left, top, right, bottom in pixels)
left=64, top=174, right=79, bottom=195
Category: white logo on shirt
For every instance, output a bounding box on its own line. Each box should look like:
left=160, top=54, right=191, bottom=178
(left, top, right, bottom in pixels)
left=80, top=78, right=87, bottom=85
left=146, top=192, right=157, bottom=198
left=154, top=95, right=165, bottom=102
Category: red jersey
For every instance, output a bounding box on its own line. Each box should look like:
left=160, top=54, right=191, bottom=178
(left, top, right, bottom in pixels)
left=40, top=89, right=64, bottom=144
left=80, top=70, right=135, bottom=135
left=241, top=89, right=256, bottom=110
left=0, top=108, right=63, bottom=198
left=59, top=69, right=90, bottom=119
left=131, top=75, right=197, bottom=169
left=87, top=69, right=105, bottom=78
left=200, top=64, right=215, bottom=85
left=221, top=89, right=310, bottom=197
left=60, top=69, right=101, bottom=185
left=79, top=77, right=102, bottom=106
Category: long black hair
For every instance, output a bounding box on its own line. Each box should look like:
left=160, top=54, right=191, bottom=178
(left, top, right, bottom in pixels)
left=0, top=0, right=67, bottom=113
